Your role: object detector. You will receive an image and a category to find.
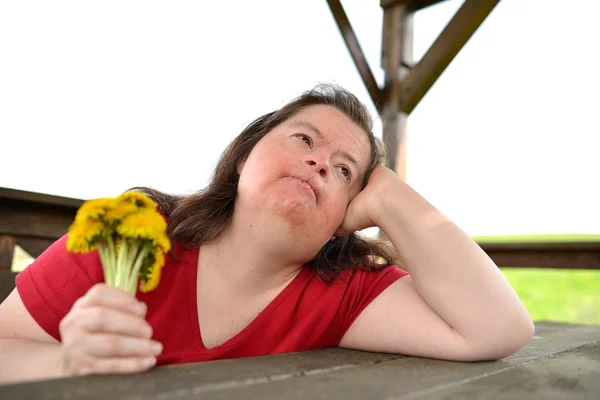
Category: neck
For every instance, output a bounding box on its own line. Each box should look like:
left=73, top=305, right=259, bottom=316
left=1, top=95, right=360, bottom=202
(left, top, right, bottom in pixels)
left=198, top=213, right=308, bottom=294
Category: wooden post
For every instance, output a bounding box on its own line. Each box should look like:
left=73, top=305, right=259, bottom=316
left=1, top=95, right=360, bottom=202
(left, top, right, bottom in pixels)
left=0, top=235, right=15, bottom=270
left=380, top=2, right=413, bottom=180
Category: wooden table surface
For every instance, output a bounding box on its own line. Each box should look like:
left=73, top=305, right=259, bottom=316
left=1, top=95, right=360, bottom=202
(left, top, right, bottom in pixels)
left=1, top=322, right=599, bottom=399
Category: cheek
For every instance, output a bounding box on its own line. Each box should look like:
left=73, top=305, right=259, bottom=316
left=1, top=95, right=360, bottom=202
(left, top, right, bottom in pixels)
left=241, top=149, right=281, bottom=180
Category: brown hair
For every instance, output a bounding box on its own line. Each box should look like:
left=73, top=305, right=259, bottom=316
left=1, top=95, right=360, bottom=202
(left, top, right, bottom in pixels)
left=135, top=83, right=400, bottom=281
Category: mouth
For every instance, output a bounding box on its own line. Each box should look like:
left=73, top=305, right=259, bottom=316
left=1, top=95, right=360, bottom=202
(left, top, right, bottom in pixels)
left=289, top=176, right=318, bottom=202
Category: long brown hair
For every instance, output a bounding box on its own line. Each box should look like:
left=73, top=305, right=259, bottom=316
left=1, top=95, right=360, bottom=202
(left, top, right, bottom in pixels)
left=135, top=84, right=400, bottom=281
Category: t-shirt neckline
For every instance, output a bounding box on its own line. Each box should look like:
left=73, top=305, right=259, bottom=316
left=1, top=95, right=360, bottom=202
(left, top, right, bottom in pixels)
left=185, top=247, right=312, bottom=352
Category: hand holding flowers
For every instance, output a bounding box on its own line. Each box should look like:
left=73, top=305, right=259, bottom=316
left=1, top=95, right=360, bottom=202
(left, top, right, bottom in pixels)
left=66, top=191, right=171, bottom=294
left=57, top=191, right=169, bottom=377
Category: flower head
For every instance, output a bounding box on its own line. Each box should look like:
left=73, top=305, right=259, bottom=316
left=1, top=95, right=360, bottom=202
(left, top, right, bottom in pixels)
left=67, top=191, right=170, bottom=294
left=67, top=219, right=106, bottom=253
left=104, top=201, right=138, bottom=223
left=139, top=248, right=165, bottom=293
left=74, top=198, right=115, bottom=224
left=119, top=191, right=158, bottom=209
left=117, top=209, right=170, bottom=251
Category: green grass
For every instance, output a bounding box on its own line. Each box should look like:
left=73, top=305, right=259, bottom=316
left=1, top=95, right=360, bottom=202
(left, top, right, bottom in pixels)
left=501, top=268, right=600, bottom=325
left=472, top=233, right=600, bottom=325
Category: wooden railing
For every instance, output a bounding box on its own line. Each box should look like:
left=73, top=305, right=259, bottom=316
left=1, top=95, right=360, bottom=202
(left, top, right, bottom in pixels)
left=480, top=241, right=600, bottom=270
left=0, top=187, right=598, bottom=301
left=0, top=187, right=82, bottom=270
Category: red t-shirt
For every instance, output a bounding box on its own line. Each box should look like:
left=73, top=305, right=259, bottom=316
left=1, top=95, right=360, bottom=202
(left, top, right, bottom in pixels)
left=16, top=235, right=408, bottom=366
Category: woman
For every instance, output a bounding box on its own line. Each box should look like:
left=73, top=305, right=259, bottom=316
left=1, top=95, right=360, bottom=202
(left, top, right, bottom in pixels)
left=0, top=84, right=534, bottom=383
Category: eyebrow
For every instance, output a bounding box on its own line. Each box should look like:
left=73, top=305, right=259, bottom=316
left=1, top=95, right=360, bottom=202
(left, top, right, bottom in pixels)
left=287, top=120, right=364, bottom=179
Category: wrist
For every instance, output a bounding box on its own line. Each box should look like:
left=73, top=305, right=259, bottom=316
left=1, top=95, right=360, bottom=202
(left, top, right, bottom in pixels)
left=53, top=348, right=70, bottom=379
left=369, top=179, right=408, bottom=228
left=372, top=178, right=444, bottom=236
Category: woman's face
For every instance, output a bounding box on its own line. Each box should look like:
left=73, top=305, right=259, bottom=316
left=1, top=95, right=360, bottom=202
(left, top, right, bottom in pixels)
left=237, top=105, right=371, bottom=253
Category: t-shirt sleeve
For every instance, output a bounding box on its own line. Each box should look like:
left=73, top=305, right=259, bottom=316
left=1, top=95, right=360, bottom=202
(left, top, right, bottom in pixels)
left=15, top=234, right=105, bottom=341
left=338, top=265, right=409, bottom=337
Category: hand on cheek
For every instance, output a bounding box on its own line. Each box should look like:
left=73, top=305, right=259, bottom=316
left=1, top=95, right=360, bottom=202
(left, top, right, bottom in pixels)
left=335, top=164, right=400, bottom=237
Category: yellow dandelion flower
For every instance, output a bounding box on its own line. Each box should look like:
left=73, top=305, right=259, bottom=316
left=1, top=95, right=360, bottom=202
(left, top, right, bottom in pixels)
left=104, top=201, right=138, bottom=223
left=74, top=198, right=115, bottom=223
left=66, top=219, right=106, bottom=253
left=155, top=232, right=171, bottom=253
left=119, top=191, right=158, bottom=210
left=67, top=192, right=170, bottom=294
left=140, top=249, right=165, bottom=293
left=117, top=209, right=167, bottom=241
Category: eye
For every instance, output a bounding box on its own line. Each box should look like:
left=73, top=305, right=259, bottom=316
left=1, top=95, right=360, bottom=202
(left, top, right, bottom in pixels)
left=337, top=166, right=351, bottom=181
left=296, top=134, right=312, bottom=146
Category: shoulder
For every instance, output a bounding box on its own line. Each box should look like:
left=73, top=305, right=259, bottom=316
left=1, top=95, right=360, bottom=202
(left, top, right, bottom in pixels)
left=337, top=265, right=408, bottom=290
left=294, top=265, right=408, bottom=343
left=302, top=264, right=408, bottom=316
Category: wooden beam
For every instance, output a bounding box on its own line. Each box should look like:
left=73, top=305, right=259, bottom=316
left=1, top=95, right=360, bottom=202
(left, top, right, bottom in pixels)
left=381, top=0, right=449, bottom=12
left=0, top=187, right=83, bottom=208
left=0, top=188, right=83, bottom=271
left=0, top=236, right=15, bottom=270
left=0, top=188, right=81, bottom=269
left=0, top=188, right=81, bottom=240
left=480, top=242, right=600, bottom=270
left=326, top=0, right=382, bottom=110
left=398, top=0, right=500, bottom=114
left=380, top=2, right=413, bottom=178
left=0, top=202, right=77, bottom=239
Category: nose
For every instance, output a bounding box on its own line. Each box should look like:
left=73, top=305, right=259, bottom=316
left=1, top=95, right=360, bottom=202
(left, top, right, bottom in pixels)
left=305, top=157, right=329, bottom=178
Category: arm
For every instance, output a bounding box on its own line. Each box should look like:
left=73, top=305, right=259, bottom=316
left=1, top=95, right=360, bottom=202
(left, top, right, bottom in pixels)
left=0, top=285, right=162, bottom=384
left=0, top=289, right=64, bottom=383
left=338, top=165, right=534, bottom=361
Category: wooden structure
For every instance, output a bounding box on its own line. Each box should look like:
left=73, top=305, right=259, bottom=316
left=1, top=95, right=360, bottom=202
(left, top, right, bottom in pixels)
left=0, top=187, right=81, bottom=270
left=2, top=322, right=599, bottom=398
left=0, top=1, right=598, bottom=289
left=1, top=186, right=598, bottom=273
left=327, top=0, right=501, bottom=178
left=0, top=185, right=598, bottom=303
left=0, top=2, right=599, bottom=397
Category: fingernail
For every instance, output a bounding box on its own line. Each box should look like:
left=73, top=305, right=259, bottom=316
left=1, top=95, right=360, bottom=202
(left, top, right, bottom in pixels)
left=151, top=341, right=163, bottom=355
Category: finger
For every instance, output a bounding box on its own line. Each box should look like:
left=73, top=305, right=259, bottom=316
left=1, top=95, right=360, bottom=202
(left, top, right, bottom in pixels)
left=77, top=284, right=147, bottom=317
left=85, top=333, right=163, bottom=357
left=79, top=307, right=153, bottom=338
left=78, top=356, right=157, bottom=376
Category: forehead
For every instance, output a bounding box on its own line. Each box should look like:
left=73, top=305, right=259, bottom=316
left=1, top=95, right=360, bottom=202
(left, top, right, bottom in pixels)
left=285, top=105, right=371, bottom=160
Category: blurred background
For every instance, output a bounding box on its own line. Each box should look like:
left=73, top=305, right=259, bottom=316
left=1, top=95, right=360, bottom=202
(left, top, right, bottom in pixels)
left=1, top=0, right=598, bottom=323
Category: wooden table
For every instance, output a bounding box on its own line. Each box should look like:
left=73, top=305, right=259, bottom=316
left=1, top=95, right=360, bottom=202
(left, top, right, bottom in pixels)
left=1, top=322, right=598, bottom=399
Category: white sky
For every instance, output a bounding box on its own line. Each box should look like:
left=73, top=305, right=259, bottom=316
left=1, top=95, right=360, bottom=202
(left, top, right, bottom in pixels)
left=1, top=0, right=598, bottom=236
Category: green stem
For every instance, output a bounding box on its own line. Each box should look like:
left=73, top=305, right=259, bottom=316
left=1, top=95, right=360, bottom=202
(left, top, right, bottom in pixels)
left=119, top=240, right=139, bottom=292
left=105, top=236, right=117, bottom=286
left=127, top=243, right=151, bottom=294
left=96, top=242, right=110, bottom=284
left=115, top=239, right=129, bottom=289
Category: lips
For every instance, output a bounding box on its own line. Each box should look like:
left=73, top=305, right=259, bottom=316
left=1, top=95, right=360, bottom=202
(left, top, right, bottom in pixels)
left=289, top=176, right=319, bottom=202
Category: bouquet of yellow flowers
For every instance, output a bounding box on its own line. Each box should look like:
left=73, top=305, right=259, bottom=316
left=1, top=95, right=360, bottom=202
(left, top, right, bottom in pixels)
left=66, top=192, right=171, bottom=294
